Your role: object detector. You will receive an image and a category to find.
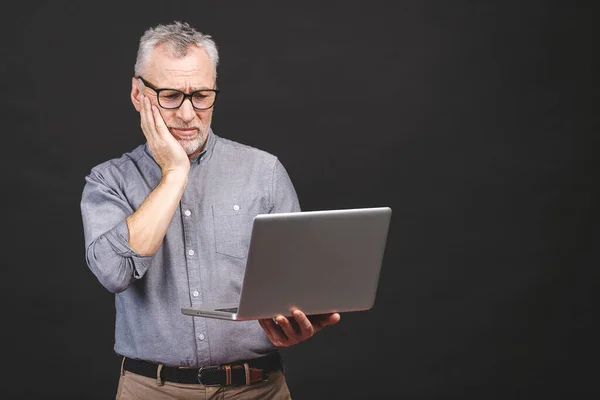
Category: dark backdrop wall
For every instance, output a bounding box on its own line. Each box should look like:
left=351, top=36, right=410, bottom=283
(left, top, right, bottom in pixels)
left=3, top=1, right=599, bottom=399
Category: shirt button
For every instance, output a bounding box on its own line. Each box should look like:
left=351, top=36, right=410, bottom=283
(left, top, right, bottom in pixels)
left=184, top=210, right=191, bottom=216
left=188, top=249, right=195, bottom=256
left=192, top=290, right=199, bottom=297
left=233, top=204, right=240, bottom=211
left=198, top=334, right=205, bottom=341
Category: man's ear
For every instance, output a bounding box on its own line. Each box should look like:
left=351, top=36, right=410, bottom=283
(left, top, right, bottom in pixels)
left=131, top=77, right=142, bottom=112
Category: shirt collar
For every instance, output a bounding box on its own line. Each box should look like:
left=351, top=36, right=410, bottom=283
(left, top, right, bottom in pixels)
left=190, top=128, right=216, bottom=165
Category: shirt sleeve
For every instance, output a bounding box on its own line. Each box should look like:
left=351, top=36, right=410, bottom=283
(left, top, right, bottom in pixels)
left=270, top=158, right=301, bottom=213
left=80, top=168, right=154, bottom=293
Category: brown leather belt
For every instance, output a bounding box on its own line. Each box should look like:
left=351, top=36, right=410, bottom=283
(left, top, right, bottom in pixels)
left=122, top=352, right=283, bottom=386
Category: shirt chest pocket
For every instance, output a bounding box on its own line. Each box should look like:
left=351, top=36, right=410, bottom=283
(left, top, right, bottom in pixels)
left=212, top=201, right=265, bottom=259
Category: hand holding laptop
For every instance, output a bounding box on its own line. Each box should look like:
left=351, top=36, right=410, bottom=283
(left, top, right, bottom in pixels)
left=258, top=309, right=341, bottom=347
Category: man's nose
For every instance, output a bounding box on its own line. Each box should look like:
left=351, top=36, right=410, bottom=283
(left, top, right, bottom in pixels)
left=176, top=97, right=196, bottom=122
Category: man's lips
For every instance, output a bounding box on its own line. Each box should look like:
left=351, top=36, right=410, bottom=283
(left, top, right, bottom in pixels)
left=170, top=127, right=198, bottom=138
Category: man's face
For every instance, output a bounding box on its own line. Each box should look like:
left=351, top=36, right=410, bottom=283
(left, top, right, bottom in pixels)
left=131, top=44, right=216, bottom=159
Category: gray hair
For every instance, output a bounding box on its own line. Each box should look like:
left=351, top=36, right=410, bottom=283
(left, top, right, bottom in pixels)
left=134, top=21, right=219, bottom=80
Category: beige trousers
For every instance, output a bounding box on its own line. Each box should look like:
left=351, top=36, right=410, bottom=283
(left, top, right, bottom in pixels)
left=115, top=369, right=292, bottom=399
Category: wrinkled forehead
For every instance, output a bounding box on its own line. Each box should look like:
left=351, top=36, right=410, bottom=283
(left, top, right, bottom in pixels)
left=144, top=44, right=215, bottom=90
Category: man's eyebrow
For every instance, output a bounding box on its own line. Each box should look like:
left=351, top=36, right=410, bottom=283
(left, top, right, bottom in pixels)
left=190, top=86, right=215, bottom=91
left=165, top=82, right=214, bottom=92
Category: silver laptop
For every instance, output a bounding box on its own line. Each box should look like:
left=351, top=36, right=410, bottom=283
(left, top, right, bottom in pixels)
left=181, top=206, right=392, bottom=321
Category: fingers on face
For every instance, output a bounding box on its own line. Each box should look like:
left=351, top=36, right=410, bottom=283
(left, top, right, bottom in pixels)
left=150, top=101, right=169, bottom=134
left=140, top=95, right=167, bottom=141
left=139, top=95, right=148, bottom=132
left=140, top=96, right=156, bottom=140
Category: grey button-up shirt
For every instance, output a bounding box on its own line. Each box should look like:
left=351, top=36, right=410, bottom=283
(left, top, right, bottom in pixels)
left=80, top=130, right=300, bottom=367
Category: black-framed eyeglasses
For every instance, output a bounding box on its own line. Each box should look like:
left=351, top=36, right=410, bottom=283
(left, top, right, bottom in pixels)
left=137, top=76, right=219, bottom=110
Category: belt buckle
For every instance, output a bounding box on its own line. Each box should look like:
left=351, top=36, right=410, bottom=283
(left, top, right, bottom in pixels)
left=197, top=365, right=222, bottom=386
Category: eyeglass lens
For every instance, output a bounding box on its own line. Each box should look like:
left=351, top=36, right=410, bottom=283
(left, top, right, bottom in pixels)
left=158, top=90, right=216, bottom=109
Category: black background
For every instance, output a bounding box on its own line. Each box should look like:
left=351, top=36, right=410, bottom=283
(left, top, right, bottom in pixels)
left=3, top=1, right=599, bottom=399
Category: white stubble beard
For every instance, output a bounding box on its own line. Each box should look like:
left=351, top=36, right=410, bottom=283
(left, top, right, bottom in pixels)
left=178, top=135, right=204, bottom=156
left=173, top=119, right=212, bottom=156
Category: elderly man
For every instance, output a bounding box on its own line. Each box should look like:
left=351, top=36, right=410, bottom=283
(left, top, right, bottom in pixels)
left=80, top=21, right=339, bottom=399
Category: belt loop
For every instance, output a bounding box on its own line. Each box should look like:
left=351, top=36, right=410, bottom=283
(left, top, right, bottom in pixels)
left=120, top=357, right=126, bottom=376
left=243, top=362, right=250, bottom=385
left=225, top=365, right=232, bottom=385
left=156, top=364, right=164, bottom=386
